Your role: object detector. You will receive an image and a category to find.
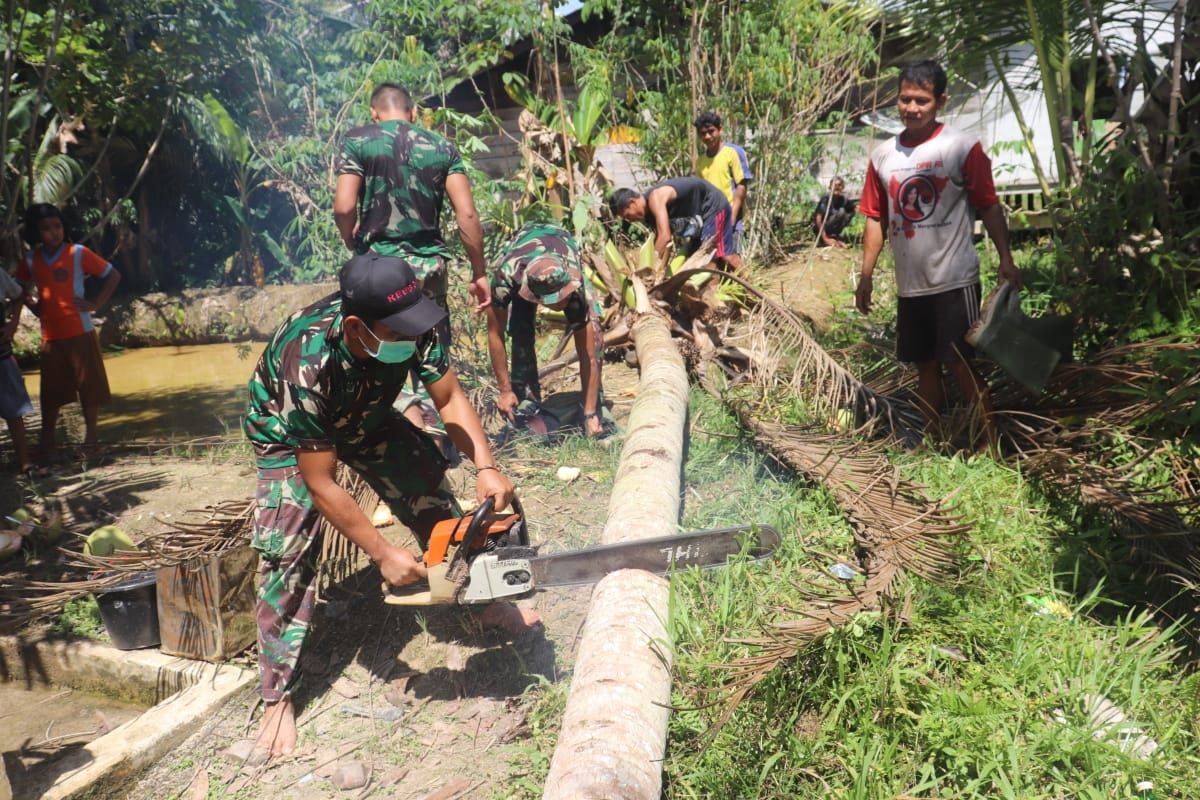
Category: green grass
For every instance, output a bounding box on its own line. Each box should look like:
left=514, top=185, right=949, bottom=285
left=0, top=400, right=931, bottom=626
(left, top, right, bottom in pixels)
left=505, top=386, right=1200, bottom=798
left=662, top=393, right=1200, bottom=799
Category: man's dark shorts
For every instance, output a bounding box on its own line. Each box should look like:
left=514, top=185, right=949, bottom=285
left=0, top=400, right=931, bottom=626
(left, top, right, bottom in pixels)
left=896, top=283, right=981, bottom=363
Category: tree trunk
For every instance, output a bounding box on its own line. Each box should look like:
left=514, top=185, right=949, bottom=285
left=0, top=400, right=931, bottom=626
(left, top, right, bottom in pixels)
left=137, top=184, right=152, bottom=288
left=542, top=311, right=688, bottom=799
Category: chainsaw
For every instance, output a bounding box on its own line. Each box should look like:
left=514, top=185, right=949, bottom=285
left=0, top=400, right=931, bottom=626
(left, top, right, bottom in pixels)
left=382, top=496, right=780, bottom=606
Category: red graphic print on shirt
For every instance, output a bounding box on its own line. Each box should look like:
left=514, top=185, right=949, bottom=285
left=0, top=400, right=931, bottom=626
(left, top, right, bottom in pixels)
left=889, top=173, right=949, bottom=238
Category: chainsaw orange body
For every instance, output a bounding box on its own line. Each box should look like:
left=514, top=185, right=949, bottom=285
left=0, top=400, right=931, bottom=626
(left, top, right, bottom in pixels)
left=423, top=510, right=523, bottom=568
left=384, top=497, right=534, bottom=606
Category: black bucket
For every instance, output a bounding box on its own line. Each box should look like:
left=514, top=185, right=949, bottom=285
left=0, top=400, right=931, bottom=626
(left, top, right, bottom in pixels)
left=93, top=571, right=160, bottom=650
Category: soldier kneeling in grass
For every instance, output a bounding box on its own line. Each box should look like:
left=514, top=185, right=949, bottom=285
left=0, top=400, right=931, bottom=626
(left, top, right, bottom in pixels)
left=243, top=253, right=514, bottom=758
left=484, top=222, right=609, bottom=438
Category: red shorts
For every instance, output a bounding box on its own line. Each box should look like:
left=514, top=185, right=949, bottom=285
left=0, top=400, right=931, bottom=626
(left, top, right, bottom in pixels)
left=40, top=332, right=111, bottom=409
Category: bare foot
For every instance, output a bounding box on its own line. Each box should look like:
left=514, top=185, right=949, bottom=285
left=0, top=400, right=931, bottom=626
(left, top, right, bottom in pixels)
left=479, top=601, right=543, bottom=636
left=255, top=697, right=296, bottom=759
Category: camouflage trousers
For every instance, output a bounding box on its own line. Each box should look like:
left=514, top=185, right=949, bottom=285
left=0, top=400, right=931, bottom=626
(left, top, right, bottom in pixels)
left=251, top=410, right=460, bottom=702
left=507, top=297, right=605, bottom=407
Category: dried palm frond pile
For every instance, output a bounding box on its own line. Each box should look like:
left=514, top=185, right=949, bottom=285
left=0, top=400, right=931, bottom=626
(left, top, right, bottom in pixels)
left=0, top=465, right=379, bottom=634
left=706, top=407, right=967, bottom=731
left=683, top=286, right=964, bottom=731
left=858, top=336, right=1200, bottom=609
left=591, top=239, right=1195, bottom=726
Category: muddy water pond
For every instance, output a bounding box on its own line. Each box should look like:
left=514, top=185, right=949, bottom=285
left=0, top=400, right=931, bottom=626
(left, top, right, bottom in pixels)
left=1, top=682, right=147, bottom=797
left=23, top=342, right=263, bottom=441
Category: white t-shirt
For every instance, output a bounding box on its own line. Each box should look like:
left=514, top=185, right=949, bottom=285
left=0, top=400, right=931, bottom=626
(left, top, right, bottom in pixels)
left=860, top=123, right=999, bottom=297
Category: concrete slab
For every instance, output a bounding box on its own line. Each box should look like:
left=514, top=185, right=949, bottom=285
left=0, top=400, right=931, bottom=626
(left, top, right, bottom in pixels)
left=0, top=635, right=254, bottom=799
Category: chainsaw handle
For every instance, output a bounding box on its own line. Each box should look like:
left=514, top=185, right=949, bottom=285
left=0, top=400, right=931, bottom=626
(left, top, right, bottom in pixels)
left=511, top=495, right=527, bottom=545
left=457, top=495, right=495, bottom=557
left=458, top=494, right=527, bottom=553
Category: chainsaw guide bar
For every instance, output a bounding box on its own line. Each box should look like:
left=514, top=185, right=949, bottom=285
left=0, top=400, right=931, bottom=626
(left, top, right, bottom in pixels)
left=382, top=497, right=781, bottom=606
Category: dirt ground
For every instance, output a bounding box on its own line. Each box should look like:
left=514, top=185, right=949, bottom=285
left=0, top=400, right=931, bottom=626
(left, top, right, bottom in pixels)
left=119, top=364, right=640, bottom=800
left=755, top=244, right=858, bottom=328
left=1, top=250, right=843, bottom=799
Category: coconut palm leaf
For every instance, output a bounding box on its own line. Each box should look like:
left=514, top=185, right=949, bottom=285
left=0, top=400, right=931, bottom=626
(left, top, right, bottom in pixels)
left=699, top=396, right=967, bottom=735
left=31, top=152, right=81, bottom=205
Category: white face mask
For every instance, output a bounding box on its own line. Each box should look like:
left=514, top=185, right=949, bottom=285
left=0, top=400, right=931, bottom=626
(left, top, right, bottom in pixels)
left=358, top=325, right=418, bottom=364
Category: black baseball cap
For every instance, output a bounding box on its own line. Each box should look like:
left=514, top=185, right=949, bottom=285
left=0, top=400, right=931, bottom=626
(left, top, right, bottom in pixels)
left=338, top=252, right=447, bottom=337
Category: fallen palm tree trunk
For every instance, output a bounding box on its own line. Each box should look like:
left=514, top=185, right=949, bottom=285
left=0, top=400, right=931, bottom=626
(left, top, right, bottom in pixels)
left=542, top=297, right=689, bottom=799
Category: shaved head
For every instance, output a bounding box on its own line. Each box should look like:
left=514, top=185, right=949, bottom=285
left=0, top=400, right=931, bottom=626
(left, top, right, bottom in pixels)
left=370, top=83, right=413, bottom=113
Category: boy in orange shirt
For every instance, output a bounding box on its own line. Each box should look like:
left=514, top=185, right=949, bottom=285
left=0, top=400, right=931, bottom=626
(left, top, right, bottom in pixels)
left=17, top=204, right=121, bottom=459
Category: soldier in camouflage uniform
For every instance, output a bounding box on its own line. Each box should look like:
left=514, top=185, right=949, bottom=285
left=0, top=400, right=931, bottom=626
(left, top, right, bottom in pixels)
left=333, top=82, right=490, bottom=318
left=484, top=223, right=607, bottom=437
left=243, top=252, right=513, bottom=759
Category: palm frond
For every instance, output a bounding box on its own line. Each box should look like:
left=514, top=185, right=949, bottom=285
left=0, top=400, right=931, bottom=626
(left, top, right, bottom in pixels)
left=702, top=402, right=967, bottom=735
left=31, top=152, right=82, bottom=205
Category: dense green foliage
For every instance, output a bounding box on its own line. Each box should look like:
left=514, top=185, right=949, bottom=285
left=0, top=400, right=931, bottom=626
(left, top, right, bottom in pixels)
left=580, top=0, right=878, bottom=259
left=2, top=0, right=545, bottom=289
left=6, top=0, right=1194, bottom=342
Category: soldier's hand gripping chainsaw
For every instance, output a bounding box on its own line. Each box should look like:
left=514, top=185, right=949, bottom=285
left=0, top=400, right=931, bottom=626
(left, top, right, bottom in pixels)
left=382, top=496, right=780, bottom=606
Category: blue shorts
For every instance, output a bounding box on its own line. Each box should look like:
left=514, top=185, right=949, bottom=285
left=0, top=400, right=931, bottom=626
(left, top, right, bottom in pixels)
left=0, top=355, right=33, bottom=421
left=702, top=206, right=735, bottom=259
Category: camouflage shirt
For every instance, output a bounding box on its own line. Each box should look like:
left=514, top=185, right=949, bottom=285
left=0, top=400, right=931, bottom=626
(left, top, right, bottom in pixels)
left=490, top=223, right=602, bottom=323
left=333, top=120, right=466, bottom=261
left=244, top=292, right=449, bottom=468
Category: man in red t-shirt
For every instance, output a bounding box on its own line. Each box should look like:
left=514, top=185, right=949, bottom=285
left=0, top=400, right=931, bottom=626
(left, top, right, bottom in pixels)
left=17, top=204, right=121, bottom=458
left=855, top=60, right=1021, bottom=445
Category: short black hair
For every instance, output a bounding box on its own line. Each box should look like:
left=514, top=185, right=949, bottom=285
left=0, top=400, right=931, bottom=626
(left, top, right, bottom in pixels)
left=609, top=187, right=641, bottom=216
left=693, top=111, right=722, bottom=130
left=23, top=203, right=66, bottom=246
left=898, top=60, right=947, bottom=97
left=370, top=82, right=413, bottom=112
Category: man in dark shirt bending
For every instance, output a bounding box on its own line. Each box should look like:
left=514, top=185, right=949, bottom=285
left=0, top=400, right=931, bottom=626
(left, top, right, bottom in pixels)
left=609, top=177, right=744, bottom=272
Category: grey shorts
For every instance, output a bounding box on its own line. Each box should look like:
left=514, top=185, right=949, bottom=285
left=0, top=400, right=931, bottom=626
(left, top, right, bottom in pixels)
left=0, top=355, right=33, bottom=420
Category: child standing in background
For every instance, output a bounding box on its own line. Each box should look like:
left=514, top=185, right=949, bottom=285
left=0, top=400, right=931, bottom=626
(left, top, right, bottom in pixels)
left=16, top=203, right=121, bottom=460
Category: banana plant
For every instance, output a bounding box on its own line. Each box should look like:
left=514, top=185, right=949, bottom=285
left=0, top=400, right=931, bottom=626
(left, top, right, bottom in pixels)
left=182, top=94, right=284, bottom=286
left=501, top=70, right=617, bottom=234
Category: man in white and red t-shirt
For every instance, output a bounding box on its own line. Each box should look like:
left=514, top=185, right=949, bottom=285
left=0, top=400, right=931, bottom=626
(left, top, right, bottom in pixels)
left=856, top=60, right=1021, bottom=443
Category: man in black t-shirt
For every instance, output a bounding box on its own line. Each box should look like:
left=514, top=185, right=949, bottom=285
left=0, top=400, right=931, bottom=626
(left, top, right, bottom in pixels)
left=609, top=177, right=744, bottom=271
left=813, top=176, right=856, bottom=247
